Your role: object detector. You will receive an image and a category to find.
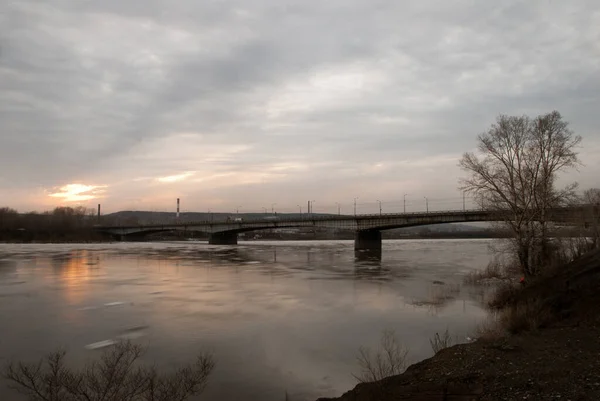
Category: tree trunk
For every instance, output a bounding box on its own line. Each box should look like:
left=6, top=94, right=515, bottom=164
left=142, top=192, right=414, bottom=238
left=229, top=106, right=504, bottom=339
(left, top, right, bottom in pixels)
left=517, top=244, right=531, bottom=277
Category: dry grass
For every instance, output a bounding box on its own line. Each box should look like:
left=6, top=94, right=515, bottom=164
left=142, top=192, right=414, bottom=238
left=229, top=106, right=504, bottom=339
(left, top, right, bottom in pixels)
left=464, top=258, right=511, bottom=285
left=2, top=341, right=215, bottom=401
left=484, top=279, right=553, bottom=334
left=474, top=316, right=506, bottom=341
left=498, top=298, right=552, bottom=334
left=353, top=329, right=409, bottom=383
left=487, top=282, right=522, bottom=309
left=429, top=328, right=454, bottom=354
left=484, top=246, right=588, bottom=334
left=475, top=245, right=600, bottom=340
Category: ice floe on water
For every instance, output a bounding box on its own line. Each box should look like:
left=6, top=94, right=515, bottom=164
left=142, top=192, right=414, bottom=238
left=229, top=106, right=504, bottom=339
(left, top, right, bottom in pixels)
left=85, top=326, right=149, bottom=349
left=84, top=340, right=117, bottom=350
left=116, top=325, right=149, bottom=340
left=77, top=306, right=99, bottom=311
left=77, top=301, right=128, bottom=311
left=104, top=301, right=126, bottom=307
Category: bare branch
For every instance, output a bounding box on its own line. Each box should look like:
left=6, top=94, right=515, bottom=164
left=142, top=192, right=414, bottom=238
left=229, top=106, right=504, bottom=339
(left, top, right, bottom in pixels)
left=353, top=329, right=408, bottom=384
left=2, top=342, right=215, bottom=401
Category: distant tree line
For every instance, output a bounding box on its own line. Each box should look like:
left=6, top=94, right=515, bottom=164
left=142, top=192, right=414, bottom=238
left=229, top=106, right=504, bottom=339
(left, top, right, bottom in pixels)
left=0, top=206, right=109, bottom=242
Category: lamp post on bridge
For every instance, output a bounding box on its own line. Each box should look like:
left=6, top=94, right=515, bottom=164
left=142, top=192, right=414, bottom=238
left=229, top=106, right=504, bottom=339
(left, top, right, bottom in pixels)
left=335, top=202, right=341, bottom=215
left=377, top=200, right=382, bottom=216
left=271, top=203, right=277, bottom=214
left=354, top=197, right=359, bottom=216
left=424, top=196, right=429, bottom=213
left=403, top=193, right=408, bottom=213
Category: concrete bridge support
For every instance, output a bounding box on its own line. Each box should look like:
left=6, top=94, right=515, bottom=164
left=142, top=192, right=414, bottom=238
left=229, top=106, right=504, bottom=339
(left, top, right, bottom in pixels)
left=355, top=229, right=382, bottom=252
left=355, top=230, right=382, bottom=260
left=113, top=233, right=148, bottom=242
left=209, top=231, right=238, bottom=245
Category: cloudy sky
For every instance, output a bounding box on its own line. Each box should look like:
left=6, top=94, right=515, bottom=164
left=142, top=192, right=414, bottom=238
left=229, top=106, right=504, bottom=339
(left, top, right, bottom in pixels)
left=1, top=0, right=599, bottom=214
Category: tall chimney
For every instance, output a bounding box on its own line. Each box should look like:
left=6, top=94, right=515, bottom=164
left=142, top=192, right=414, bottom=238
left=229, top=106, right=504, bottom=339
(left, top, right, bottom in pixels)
left=176, top=198, right=180, bottom=219
left=97, top=204, right=101, bottom=222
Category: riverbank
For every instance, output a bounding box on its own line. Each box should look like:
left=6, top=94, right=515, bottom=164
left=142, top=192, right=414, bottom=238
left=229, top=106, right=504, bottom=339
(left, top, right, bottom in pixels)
left=318, top=248, right=600, bottom=400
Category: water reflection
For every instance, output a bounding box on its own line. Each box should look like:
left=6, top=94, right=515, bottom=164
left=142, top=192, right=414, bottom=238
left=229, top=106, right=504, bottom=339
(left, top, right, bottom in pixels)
left=0, top=258, right=18, bottom=276
left=354, top=248, right=382, bottom=262
left=0, top=240, right=494, bottom=401
left=408, top=282, right=463, bottom=315
left=48, top=250, right=99, bottom=305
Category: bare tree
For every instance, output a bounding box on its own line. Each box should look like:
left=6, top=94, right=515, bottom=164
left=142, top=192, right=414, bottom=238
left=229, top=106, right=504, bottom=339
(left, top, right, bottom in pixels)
left=459, top=111, right=581, bottom=276
left=353, top=329, right=408, bottom=383
left=583, top=188, right=600, bottom=204
left=2, top=342, right=215, bottom=401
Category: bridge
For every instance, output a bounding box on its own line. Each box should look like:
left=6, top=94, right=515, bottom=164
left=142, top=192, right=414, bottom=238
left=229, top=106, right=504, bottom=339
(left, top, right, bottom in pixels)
left=95, top=206, right=598, bottom=256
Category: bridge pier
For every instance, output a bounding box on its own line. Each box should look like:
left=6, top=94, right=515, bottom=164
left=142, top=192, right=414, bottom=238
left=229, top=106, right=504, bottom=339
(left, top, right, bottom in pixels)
left=113, top=233, right=148, bottom=242
left=355, top=229, right=382, bottom=253
left=355, top=230, right=382, bottom=260
left=112, top=234, right=126, bottom=242
left=209, top=231, right=238, bottom=245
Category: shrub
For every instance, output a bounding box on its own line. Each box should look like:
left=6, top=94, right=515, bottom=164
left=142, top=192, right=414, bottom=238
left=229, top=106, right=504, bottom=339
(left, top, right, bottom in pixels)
left=429, top=328, right=454, bottom=354
left=464, top=256, right=518, bottom=285
left=2, top=341, right=215, bottom=401
left=353, top=329, right=408, bottom=383
left=474, top=316, right=505, bottom=341
left=487, top=282, right=521, bottom=309
left=499, top=298, right=551, bottom=334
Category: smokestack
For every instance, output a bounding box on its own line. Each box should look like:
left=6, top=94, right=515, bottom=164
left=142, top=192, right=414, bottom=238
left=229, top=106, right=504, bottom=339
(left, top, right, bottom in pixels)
left=176, top=198, right=180, bottom=219
left=97, top=204, right=101, bottom=222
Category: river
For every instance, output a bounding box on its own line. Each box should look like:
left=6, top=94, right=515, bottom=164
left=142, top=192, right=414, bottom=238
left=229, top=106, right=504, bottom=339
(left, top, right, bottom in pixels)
left=0, top=239, right=494, bottom=400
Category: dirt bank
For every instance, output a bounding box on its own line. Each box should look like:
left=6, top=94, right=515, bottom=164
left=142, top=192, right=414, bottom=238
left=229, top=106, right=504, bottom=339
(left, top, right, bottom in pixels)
left=318, top=249, right=600, bottom=401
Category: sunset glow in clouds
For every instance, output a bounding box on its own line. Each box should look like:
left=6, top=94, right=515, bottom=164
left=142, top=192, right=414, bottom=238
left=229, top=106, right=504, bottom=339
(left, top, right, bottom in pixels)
left=48, top=184, right=106, bottom=203
left=156, top=172, right=195, bottom=183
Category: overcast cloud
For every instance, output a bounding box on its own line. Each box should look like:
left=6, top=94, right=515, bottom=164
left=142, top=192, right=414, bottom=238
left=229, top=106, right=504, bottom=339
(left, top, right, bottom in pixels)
left=1, top=0, right=599, bottom=214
